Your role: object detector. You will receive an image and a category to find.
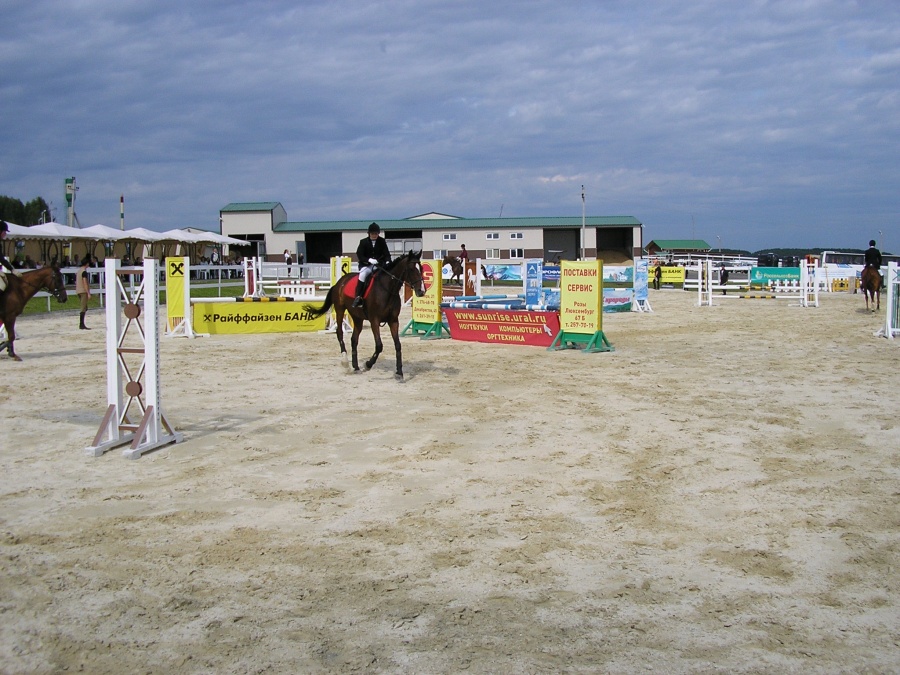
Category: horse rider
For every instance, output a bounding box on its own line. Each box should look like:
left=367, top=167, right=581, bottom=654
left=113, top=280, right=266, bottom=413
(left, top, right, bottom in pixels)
left=353, top=222, right=391, bottom=307
left=865, top=239, right=883, bottom=287
left=458, top=243, right=468, bottom=264
left=0, top=221, right=24, bottom=297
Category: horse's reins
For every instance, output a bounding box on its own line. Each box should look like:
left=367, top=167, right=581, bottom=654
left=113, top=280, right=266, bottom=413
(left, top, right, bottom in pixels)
left=9, top=270, right=66, bottom=300
left=373, top=259, right=421, bottom=292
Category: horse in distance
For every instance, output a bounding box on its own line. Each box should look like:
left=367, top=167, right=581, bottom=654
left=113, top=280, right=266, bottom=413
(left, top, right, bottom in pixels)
left=0, top=264, right=69, bottom=361
left=861, top=266, right=881, bottom=312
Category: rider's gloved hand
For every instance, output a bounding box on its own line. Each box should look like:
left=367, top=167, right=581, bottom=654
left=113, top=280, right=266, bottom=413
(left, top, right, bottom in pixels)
left=368, top=258, right=378, bottom=265
left=13, top=269, right=23, bottom=276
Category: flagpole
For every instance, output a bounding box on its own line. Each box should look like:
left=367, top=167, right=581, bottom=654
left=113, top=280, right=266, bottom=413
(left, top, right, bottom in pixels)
left=581, top=185, right=585, bottom=260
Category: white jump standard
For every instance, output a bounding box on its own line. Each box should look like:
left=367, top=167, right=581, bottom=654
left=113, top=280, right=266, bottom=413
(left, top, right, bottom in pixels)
left=86, top=258, right=183, bottom=459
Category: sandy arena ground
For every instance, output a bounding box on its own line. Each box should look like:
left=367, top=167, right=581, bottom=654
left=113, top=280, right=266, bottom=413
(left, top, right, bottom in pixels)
left=1, top=289, right=898, bottom=673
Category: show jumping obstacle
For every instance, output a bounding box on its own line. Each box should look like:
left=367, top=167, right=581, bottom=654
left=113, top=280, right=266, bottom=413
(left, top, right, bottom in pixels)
left=86, top=259, right=182, bottom=459
left=696, top=259, right=820, bottom=308
left=875, top=262, right=899, bottom=340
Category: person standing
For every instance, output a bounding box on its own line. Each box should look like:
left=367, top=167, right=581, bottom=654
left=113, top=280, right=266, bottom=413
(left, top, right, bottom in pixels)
left=284, top=249, right=292, bottom=276
left=75, top=255, right=92, bottom=330
left=353, top=222, right=391, bottom=307
left=653, top=262, right=662, bottom=290
left=297, top=250, right=305, bottom=278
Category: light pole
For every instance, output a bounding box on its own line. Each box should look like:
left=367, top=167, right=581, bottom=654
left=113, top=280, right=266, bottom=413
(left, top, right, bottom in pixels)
left=716, top=235, right=721, bottom=253
left=581, top=185, right=585, bottom=260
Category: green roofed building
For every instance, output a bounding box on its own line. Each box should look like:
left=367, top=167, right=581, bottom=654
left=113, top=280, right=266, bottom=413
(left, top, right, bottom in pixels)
left=645, top=239, right=711, bottom=256
left=220, top=204, right=644, bottom=265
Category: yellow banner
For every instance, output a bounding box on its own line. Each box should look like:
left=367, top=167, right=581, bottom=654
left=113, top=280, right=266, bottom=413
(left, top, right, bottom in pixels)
left=331, top=256, right=352, bottom=285
left=559, top=260, right=603, bottom=333
left=193, top=302, right=327, bottom=334
left=661, top=266, right=685, bottom=284
left=412, top=259, right=442, bottom=324
left=166, top=256, right=188, bottom=331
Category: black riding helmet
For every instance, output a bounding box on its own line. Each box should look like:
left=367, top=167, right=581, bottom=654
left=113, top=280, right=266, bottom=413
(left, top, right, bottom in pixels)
left=368, top=222, right=380, bottom=235
left=0, top=221, right=8, bottom=233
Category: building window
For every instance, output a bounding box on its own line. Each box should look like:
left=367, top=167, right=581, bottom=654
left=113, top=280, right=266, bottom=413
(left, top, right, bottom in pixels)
left=510, top=248, right=524, bottom=259
left=442, top=233, right=457, bottom=241
left=434, top=249, right=447, bottom=259
left=510, top=232, right=523, bottom=239
left=486, top=248, right=500, bottom=259
left=486, top=232, right=499, bottom=240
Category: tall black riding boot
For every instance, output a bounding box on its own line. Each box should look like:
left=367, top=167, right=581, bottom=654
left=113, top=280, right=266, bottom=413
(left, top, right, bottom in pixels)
left=79, top=312, right=90, bottom=330
left=352, top=277, right=365, bottom=307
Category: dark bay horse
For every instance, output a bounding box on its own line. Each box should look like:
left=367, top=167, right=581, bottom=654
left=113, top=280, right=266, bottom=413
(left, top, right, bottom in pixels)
left=442, top=255, right=463, bottom=285
left=303, top=251, right=426, bottom=379
left=0, top=265, right=69, bottom=361
left=861, top=266, right=882, bottom=311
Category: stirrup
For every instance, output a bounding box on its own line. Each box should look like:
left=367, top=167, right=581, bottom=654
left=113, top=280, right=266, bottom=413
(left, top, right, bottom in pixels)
left=352, top=296, right=363, bottom=307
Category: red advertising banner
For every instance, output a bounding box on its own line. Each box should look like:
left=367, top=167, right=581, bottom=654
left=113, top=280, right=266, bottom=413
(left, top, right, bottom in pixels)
left=443, top=309, right=561, bottom=347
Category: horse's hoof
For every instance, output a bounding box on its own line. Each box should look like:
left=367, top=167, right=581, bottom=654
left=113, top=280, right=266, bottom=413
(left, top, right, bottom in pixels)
left=12, top=355, right=22, bottom=362
left=395, top=373, right=404, bottom=381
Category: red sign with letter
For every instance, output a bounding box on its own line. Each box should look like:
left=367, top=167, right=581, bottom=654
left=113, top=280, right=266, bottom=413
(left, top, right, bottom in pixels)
left=443, top=309, right=561, bottom=347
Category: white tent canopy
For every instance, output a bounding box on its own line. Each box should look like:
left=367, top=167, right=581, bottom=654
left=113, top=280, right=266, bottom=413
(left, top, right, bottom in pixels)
left=193, top=230, right=247, bottom=246
left=22, top=222, right=94, bottom=240
left=80, top=224, right=129, bottom=240
left=3, top=221, right=41, bottom=239
left=4, top=222, right=244, bottom=248
left=119, top=227, right=166, bottom=242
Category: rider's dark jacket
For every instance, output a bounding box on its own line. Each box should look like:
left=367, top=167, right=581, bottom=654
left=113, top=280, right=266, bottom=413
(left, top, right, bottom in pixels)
left=865, top=246, right=882, bottom=269
left=356, top=236, right=392, bottom=269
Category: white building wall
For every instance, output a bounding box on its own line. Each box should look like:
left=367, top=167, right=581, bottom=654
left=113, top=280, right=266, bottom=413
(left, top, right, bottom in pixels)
left=221, top=212, right=272, bottom=237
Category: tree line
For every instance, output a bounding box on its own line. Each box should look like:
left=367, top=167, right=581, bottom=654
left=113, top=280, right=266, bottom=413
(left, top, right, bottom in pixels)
left=0, top=195, right=53, bottom=226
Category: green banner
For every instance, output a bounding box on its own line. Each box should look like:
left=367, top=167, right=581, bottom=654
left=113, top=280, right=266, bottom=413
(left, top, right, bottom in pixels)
left=750, top=266, right=800, bottom=284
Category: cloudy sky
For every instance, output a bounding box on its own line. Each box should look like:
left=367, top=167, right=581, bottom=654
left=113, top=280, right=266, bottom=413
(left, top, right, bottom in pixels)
left=2, top=0, right=898, bottom=252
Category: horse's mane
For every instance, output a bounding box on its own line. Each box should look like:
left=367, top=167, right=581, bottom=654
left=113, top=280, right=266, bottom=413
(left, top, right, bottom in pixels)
left=385, top=251, right=420, bottom=271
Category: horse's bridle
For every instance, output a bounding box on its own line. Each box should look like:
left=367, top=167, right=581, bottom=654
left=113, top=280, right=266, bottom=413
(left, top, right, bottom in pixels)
left=374, top=258, right=424, bottom=293
left=14, top=269, right=67, bottom=301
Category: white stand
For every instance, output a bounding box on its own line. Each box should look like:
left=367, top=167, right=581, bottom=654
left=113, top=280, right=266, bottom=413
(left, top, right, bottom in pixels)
left=85, top=259, right=183, bottom=459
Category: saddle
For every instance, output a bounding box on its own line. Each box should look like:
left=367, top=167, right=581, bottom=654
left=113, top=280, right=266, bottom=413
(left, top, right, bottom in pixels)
left=343, top=270, right=377, bottom=300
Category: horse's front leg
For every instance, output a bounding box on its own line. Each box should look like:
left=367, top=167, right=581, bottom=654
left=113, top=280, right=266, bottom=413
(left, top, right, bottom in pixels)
left=350, top=320, right=364, bottom=371
left=364, top=323, right=383, bottom=371
left=388, top=320, right=403, bottom=380
left=335, top=308, right=348, bottom=363
left=3, top=319, right=20, bottom=362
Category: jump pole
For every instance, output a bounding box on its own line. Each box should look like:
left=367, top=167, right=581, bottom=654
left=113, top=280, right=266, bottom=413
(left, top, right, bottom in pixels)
left=875, top=262, right=899, bottom=339
left=85, top=258, right=183, bottom=459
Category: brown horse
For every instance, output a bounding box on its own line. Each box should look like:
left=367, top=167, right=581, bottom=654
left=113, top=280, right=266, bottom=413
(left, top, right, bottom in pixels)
left=303, top=251, right=426, bottom=379
left=0, top=265, right=69, bottom=361
left=861, top=266, right=882, bottom=312
left=442, top=255, right=463, bottom=285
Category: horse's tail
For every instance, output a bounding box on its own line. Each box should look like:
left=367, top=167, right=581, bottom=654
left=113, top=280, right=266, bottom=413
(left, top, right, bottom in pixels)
left=302, top=285, right=335, bottom=317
